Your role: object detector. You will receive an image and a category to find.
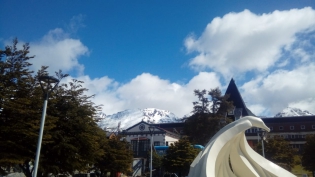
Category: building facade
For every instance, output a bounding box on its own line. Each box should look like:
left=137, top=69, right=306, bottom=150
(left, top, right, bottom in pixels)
left=245, top=116, right=315, bottom=151
left=122, top=121, right=180, bottom=158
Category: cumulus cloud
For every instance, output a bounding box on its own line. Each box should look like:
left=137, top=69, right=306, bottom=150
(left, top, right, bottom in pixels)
left=29, top=28, right=88, bottom=76
left=59, top=72, right=222, bottom=117
left=61, top=75, right=125, bottom=115
left=241, top=64, right=315, bottom=116
left=184, top=7, right=315, bottom=117
left=6, top=9, right=315, bottom=118
left=185, top=7, right=315, bottom=78
left=109, top=72, right=221, bottom=117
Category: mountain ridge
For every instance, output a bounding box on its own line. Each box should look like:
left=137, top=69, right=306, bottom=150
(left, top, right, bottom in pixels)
left=274, top=107, right=314, bottom=117
left=97, top=108, right=182, bottom=130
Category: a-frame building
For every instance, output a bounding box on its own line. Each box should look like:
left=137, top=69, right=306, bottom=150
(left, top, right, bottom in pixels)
left=225, top=78, right=256, bottom=120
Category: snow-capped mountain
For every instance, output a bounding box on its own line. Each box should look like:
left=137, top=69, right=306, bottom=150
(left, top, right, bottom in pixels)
left=97, top=108, right=182, bottom=130
left=274, top=107, right=314, bottom=117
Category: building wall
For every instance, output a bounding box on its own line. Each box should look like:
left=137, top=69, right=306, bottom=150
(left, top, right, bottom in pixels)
left=245, top=116, right=315, bottom=152
left=123, top=121, right=180, bottom=158
left=165, top=136, right=179, bottom=146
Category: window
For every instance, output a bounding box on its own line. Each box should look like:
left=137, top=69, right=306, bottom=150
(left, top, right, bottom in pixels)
left=154, top=141, right=160, bottom=146
left=290, top=126, right=294, bottom=130
left=228, top=107, right=235, bottom=115
left=131, top=139, right=150, bottom=156
left=279, top=126, right=283, bottom=130
left=301, top=125, right=305, bottom=130
left=166, top=141, right=169, bottom=146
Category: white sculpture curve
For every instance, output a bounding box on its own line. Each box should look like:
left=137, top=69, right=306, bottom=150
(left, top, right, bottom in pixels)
left=187, top=116, right=296, bottom=177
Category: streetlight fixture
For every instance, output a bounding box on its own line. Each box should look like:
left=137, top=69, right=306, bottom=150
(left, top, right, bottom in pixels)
left=148, top=126, right=155, bottom=177
left=33, top=75, right=60, bottom=177
left=257, top=130, right=267, bottom=158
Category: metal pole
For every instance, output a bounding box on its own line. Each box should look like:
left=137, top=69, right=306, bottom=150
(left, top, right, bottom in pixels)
left=257, top=130, right=266, bottom=158
left=150, top=133, right=153, bottom=177
left=137, top=135, right=139, bottom=156
left=33, top=94, right=48, bottom=177
left=262, top=136, right=265, bottom=157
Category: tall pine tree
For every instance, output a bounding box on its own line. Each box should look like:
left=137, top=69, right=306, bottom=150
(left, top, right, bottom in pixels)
left=0, top=38, right=43, bottom=177
left=94, top=136, right=133, bottom=177
left=162, top=138, right=199, bottom=177
left=0, top=39, right=107, bottom=177
left=184, top=87, right=233, bottom=145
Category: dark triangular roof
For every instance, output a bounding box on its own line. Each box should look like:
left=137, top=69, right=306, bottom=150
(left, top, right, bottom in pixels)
left=225, top=78, right=255, bottom=117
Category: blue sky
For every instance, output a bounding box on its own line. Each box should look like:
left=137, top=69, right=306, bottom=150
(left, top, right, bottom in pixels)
left=1, top=0, right=315, bottom=117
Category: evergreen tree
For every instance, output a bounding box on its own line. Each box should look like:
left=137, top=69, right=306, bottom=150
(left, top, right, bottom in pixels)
left=184, top=87, right=233, bottom=145
left=145, top=147, right=163, bottom=177
left=36, top=78, right=105, bottom=176
left=255, top=136, right=297, bottom=171
left=209, top=87, right=232, bottom=117
left=0, top=39, right=106, bottom=177
left=162, top=139, right=199, bottom=177
left=301, top=134, right=315, bottom=173
left=0, top=38, right=42, bottom=177
left=95, top=136, right=133, bottom=177
left=192, top=89, right=210, bottom=114
left=152, top=150, right=163, bottom=172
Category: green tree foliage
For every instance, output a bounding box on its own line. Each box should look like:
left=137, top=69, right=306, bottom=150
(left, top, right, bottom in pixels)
left=302, top=134, right=315, bottom=172
left=0, top=39, right=107, bottom=177
left=0, top=38, right=41, bottom=176
left=162, top=139, right=199, bottom=177
left=209, top=88, right=232, bottom=117
left=94, top=136, right=133, bottom=177
left=145, top=148, right=163, bottom=176
left=36, top=78, right=105, bottom=176
left=152, top=150, right=163, bottom=171
left=255, top=136, right=297, bottom=171
left=185, top=87, right=233, bottom=145
left=192, top=89, right=210, bottom=114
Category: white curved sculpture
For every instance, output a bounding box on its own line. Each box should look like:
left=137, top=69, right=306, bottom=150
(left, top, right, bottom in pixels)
left=188, top=116, right=296, bottom=177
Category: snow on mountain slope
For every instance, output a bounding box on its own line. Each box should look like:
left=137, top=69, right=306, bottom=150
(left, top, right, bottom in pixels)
left=274, top=107, right=314, bottom=117
left=97, top=108, right=182, bottom=130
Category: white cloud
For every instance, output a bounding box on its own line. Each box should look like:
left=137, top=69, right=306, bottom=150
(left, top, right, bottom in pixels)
left=185, top=7, right=315, bottom=78
left=114, top=72, right=221, bottom=117
left=241, top=64, right=315, bottom=116
left=29, top=28, right=88, bottom=76
left=58, top=72, right=222, bottom=117
left=5, top=9, right=315, bottom=119
left=184, top=7, right=315, bottom=116
left=61, top=75, right=125, bottom=115
left=289, top=98, right=315, bottom=114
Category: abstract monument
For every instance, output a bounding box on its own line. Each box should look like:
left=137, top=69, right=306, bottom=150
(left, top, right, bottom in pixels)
left=188, top=116, right=296, bottom=177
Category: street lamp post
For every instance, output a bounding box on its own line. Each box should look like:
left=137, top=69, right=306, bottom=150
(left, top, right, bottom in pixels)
left=149, top=126, right=155, bottom=177
left=257, top=130, right=267, bottom=158
left=33, top=76, right=60, bottom=177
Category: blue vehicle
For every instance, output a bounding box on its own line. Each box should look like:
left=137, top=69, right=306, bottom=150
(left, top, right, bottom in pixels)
left=154, top=146, right=169, bottom=156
